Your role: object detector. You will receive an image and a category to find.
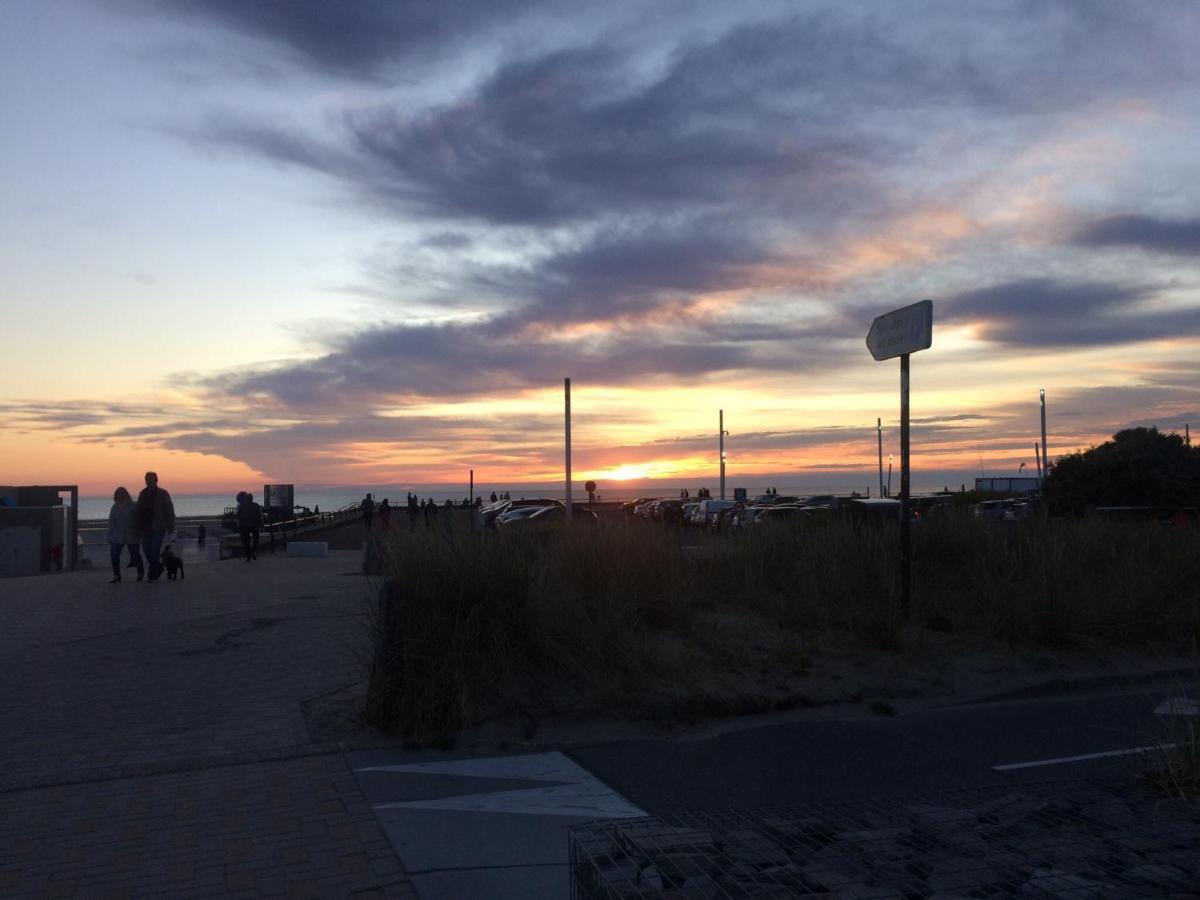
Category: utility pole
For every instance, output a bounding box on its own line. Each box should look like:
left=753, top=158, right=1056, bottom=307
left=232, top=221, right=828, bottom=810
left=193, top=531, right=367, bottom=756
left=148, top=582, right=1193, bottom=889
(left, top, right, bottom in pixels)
left=1034, top=443, right=1042, bottom=481
left=887, top=454, right=893, bottom=498
left=564, top=378, right=572, bottom=524
left=719, top=409, right=728, bottom=500
left=1186, top=423, right=1191, bottom=446
left=1040, top=389, right=1048, bottom=479
left=899, top=354, right=911, bottom=620
left=469, top=469, right=474, bottom=504
left=877, top=417, right=884, bottom=498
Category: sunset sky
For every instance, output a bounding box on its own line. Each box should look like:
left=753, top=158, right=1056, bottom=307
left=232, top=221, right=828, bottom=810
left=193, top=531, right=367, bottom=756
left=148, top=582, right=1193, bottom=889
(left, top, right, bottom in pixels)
left=3, top=1, right=1198, bottom=495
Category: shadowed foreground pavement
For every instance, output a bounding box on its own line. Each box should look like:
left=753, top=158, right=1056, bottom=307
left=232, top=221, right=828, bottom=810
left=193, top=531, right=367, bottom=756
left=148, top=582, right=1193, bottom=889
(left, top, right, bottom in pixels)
left=0, top=551, right=415, bottom=898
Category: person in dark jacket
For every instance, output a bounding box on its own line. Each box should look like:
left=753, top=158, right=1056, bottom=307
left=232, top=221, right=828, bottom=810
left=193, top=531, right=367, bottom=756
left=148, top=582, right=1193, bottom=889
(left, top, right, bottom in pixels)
left=236, top=491, right=263, bottom=561
left=136, top=471, right=175, bottom=582
left=378, top=498, right=391, bottom=531
left=361, top=493, right=375, bottom=530
left=107, top=486, right=143, bottom=583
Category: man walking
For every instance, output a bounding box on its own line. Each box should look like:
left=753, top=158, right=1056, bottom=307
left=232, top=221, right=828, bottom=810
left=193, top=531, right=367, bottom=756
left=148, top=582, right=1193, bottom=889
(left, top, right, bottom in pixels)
left=136, top=471, right=175, bottom=582
left=236, top=491, right=263, bottom=561
left=361, top=493, right=375, bottom=530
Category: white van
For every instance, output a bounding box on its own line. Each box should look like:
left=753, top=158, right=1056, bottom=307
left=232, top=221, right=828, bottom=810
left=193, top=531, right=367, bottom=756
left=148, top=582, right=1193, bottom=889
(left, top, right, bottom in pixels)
left=692, top=499, right=736, bottom=527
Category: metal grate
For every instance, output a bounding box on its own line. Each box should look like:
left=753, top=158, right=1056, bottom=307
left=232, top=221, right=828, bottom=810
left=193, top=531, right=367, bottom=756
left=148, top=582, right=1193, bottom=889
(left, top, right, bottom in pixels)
left=569, top=781, right=1200, bottom=898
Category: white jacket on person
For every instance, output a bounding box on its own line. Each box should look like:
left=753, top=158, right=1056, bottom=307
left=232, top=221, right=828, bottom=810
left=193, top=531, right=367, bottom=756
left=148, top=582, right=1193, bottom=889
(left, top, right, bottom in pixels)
left=107, top=501, right=142, bottom=545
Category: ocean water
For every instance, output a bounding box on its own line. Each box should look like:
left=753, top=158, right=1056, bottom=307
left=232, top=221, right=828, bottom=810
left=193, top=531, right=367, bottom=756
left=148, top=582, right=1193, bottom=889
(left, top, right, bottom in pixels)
left=70, top=475, right=950, bottom=521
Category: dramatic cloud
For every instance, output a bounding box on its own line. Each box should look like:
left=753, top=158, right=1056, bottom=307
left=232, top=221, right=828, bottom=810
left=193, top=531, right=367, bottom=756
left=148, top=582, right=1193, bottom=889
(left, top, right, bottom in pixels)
left=134, top=0, right=540, bottom=78
left=1073, top=215, right=1200, bottom=257
left=10, top=0, right=1198, bottom=487
left=942, top=279, right=1200, bottom=348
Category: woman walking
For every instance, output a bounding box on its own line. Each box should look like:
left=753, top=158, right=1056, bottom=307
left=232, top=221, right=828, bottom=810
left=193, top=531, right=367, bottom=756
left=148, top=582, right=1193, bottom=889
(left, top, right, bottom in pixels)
left=107, top=487, right=144, bottom=583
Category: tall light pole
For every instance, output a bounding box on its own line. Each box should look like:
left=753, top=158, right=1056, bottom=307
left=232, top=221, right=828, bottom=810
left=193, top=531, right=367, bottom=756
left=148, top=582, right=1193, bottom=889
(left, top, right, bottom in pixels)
left=876, top=417, right=884, bottom=498
left=887, top=454, right=893, bottom=498
left=564, top=378, right=572, bottom=523
left=1034, top=443, right=1042, bottom=480
left=1040, top=388, right=1048, bottom=483
left=719, top=409, right=729, bottom=500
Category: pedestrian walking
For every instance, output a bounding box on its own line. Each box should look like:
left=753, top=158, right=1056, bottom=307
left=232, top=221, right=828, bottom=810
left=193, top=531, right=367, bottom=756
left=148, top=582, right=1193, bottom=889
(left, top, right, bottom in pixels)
left=136, top=471, right=175, bottom=582
left=361, top=493, right=375, bottom=530
left=237, top=491, right=263, bottom=561
left=379, top=498, right=392, bottom=531
left=107, top=486, right=143, bottom=583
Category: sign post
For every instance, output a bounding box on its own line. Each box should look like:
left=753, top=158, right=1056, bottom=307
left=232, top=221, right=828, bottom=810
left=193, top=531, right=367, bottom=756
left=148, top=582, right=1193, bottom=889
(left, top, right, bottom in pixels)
left=565, top=378, right=573, bottom=525
left=866, top=299, right=932, bottom=621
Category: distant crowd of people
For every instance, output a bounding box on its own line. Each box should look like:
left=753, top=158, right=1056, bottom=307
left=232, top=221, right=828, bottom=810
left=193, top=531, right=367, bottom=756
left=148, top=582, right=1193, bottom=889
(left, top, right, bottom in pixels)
left=359, top=492, right=483, bottom=531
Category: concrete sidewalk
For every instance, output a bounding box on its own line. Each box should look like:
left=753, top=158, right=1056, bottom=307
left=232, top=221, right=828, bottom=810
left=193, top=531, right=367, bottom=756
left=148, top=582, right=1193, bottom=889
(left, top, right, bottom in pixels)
left=0, top=553, right=416, bottom=898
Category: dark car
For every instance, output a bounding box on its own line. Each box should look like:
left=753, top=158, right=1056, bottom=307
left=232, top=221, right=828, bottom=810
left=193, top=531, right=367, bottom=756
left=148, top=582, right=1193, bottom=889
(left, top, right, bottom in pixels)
left=512, top=505, right=599, bottom=526
left=477, top=498, right=562, bottom=529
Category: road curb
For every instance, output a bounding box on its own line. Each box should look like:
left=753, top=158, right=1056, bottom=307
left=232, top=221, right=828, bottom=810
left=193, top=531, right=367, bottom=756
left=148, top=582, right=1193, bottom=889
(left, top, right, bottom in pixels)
left=960, top=666, right=1198, bottom=705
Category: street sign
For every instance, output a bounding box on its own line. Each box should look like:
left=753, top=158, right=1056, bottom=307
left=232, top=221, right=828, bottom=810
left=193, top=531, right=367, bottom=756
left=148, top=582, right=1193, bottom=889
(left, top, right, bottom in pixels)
left=866, top=299, right=933, bottom=362
left=866, top=299, right=934, bottom=623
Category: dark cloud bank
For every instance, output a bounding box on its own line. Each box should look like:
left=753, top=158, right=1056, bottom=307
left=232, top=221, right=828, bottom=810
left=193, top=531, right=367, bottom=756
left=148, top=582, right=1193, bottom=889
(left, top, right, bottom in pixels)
left=95, top=1, right=1200, bottom=470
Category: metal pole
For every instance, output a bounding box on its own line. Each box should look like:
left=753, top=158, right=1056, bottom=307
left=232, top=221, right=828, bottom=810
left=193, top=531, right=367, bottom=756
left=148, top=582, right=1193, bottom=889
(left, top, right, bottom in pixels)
left=1034, top=442, right=1042, bottom=481
left=1186, top=423, right=1190, bottom=446
left=469, top=469, right=474, bottom=504
left=564, top=378, right=572, bottom=524
left=719, top=409, right=725, bottom=501
left=1040, top=389, right=1048, bottom=479
left=887, top=455, right=893, bottom=497
left=899, top=353, right=911, bottom=622
left=876, top=417, right=884, bottom=499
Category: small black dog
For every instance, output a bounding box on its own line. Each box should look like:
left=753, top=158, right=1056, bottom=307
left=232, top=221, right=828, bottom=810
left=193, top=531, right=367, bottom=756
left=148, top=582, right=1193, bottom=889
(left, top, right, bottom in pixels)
left=161, top=546, right=185, bottom=580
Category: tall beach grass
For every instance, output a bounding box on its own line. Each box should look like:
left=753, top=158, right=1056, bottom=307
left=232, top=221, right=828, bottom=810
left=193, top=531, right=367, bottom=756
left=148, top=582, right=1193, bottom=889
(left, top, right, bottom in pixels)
left=364, top=513, right=1200, bottom=736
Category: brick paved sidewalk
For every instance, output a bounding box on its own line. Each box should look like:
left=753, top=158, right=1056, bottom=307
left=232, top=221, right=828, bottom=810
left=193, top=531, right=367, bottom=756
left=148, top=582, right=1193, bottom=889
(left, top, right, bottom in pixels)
left=0, top=554, right=418, bottom=898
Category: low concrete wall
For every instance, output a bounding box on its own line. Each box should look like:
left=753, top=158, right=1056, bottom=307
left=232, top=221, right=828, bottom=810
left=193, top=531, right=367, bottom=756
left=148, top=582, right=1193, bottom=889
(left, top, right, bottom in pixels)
left=0, top=507, right=67, bottom=577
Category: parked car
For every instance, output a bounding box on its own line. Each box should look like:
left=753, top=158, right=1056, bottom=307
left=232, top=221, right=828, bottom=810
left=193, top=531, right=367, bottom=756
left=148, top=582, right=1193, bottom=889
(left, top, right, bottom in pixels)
left=478, top=497, right=562, bottom=528
left=972, top=499, right=1012, bottom=521
left=516, top=505, right=599, bottom=526
left=692, top=499, right=736, bottom=527
left=622, top=497, right=659, bottom=516
left=681, top=502, right=699, bottom=525
left=751, top=505, right=810, bottom=526
left=494, top=505, right=546, bottom=527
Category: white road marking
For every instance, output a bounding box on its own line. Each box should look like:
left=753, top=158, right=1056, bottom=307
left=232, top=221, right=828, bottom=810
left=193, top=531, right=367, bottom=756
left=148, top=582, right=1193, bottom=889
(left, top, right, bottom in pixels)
left=357, top=751, right=647, bottom=818
left=1155, top=697, right=1200, bottom=717
left=993, top=743, right=1178, bottom=771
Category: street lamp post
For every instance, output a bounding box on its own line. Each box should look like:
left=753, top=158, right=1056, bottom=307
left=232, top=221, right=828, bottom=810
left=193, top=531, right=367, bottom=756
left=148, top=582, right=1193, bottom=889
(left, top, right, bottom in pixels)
left=1040, top=388, right=1048, bottom=484
left=719, top=409, right=729, bottom=501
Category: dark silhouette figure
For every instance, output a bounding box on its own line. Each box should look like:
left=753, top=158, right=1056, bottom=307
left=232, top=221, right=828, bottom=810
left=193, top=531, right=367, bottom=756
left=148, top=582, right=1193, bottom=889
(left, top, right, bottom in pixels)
left=197, top=524, right=206, bottom=547
left=490, top=491, right=498, bottom=503
left=107, top=486, right=144, bottom=583
left=161, top=545, right=185, bottom=580
left=379, top=498, right=392, bottom=531
left=136, top=471, right=175, bottom=582
left=361, top=493, right=375, bottom=529
left=237, top=491, right=263, bottom=562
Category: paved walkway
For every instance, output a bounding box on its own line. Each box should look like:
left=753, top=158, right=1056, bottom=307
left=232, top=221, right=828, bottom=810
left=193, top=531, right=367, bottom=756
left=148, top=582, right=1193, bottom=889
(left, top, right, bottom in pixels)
left=0, top=551, right=416, bottom=898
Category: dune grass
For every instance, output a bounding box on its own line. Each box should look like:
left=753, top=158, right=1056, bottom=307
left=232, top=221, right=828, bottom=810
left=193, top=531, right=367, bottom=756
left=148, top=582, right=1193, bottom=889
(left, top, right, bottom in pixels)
left=363, top=513, right=1200, bottom=737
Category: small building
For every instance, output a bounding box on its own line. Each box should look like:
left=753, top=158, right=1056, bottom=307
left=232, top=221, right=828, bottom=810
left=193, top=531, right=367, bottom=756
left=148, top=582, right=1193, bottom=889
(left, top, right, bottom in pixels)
left=0, top=485, right=79, bottom=577
left=975, top=477, right=1041, bottom=495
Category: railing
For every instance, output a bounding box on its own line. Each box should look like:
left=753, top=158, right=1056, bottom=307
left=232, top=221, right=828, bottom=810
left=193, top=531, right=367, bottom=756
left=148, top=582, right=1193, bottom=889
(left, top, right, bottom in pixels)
left=218, top=503, right=362, bottom=560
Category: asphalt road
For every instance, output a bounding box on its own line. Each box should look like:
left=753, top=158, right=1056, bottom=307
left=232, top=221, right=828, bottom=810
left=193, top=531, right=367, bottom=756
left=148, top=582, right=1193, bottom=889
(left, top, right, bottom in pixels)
left=568, top=684, right=1185, bottom=813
